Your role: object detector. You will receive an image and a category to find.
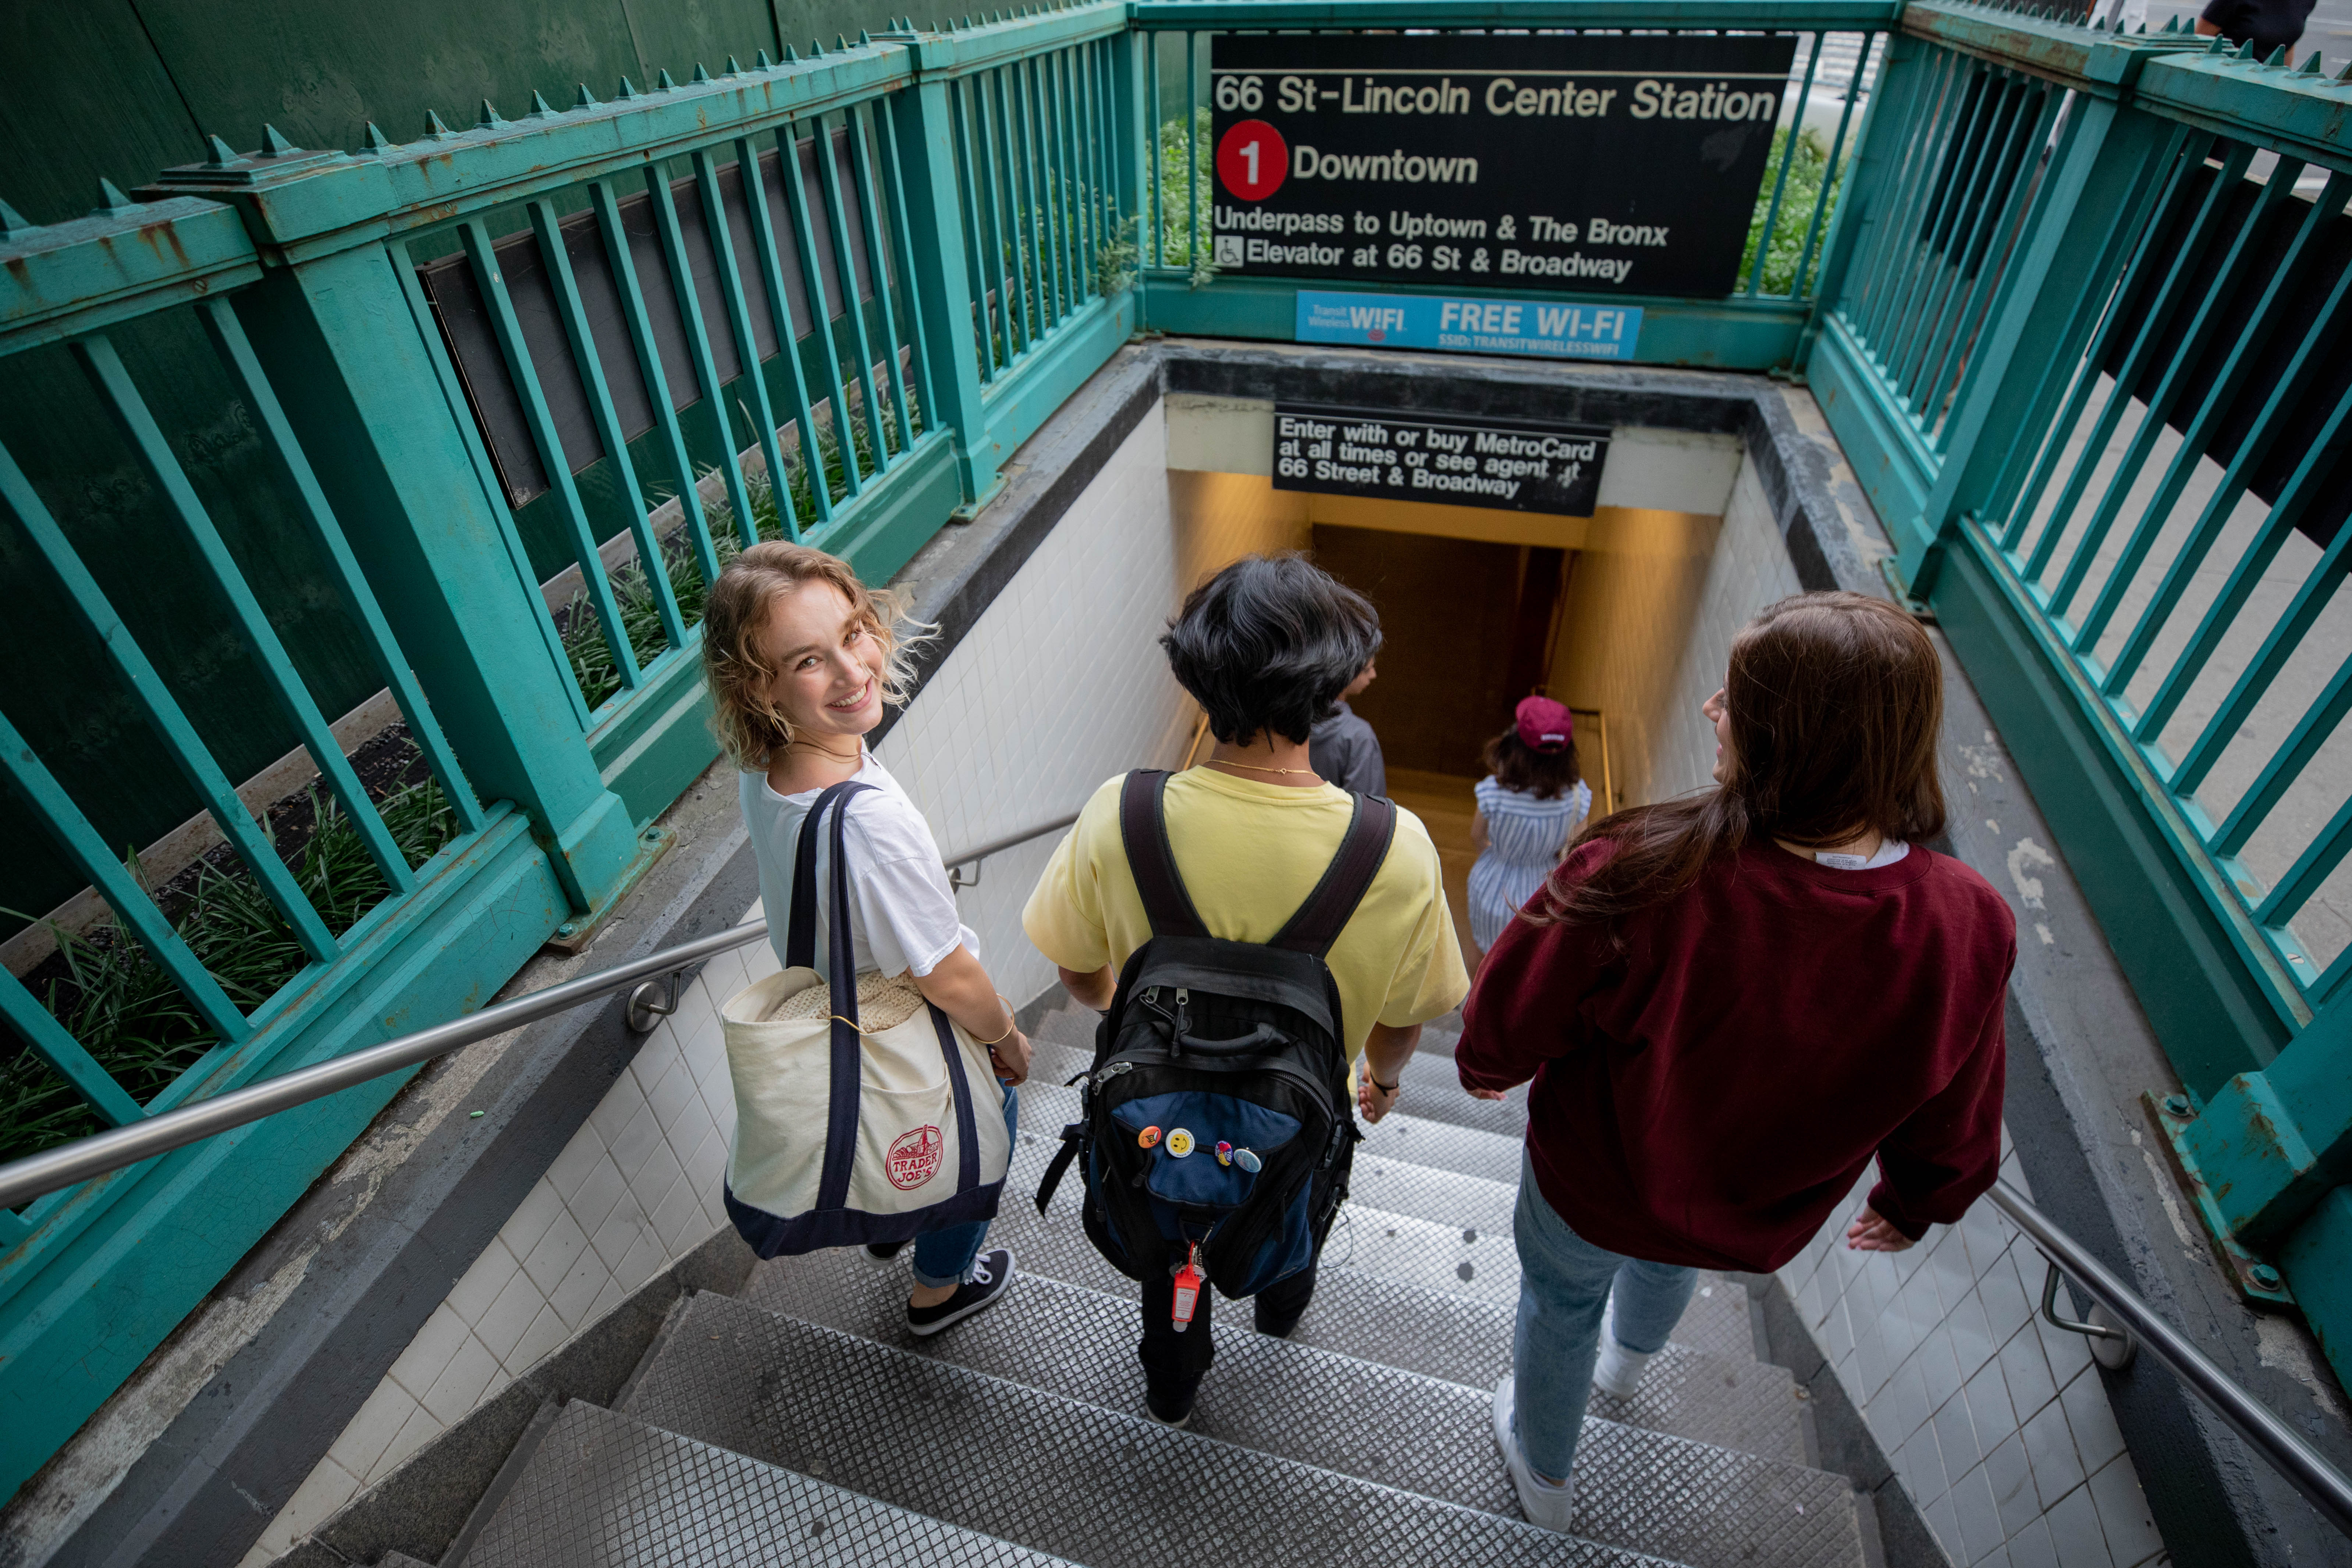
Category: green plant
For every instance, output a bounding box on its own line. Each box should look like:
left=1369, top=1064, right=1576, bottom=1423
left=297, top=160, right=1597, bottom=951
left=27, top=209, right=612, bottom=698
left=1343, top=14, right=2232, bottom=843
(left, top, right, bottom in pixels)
left=0, top=770, right=461, bottom=1166
left=1740, top=127, right=1845, bottom=298
left=560, top=382, right=925, bottom=710
left=1150, top=108, right=1219, bottom=287
left=1096, top=213, right=1141, bottom=298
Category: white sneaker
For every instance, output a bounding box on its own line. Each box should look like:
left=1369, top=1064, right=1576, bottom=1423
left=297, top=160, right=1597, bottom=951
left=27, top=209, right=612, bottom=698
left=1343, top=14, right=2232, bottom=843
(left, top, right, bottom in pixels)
left=1490, top=1375, right=1577, bottom=1532
left=1592, top=1301, right=1656, bottom=1399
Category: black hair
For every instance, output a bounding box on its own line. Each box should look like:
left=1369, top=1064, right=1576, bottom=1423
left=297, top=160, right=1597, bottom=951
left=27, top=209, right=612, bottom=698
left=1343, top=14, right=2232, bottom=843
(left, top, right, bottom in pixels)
left=1482, top=726, right=1582, bottom=801
left=1162, top=555, right=1383, bottom=746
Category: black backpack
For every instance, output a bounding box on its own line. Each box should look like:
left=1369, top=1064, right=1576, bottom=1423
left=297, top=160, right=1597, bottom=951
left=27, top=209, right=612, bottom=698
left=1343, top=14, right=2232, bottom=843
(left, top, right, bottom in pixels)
left=1036, top=769, right=1396, bottom=1305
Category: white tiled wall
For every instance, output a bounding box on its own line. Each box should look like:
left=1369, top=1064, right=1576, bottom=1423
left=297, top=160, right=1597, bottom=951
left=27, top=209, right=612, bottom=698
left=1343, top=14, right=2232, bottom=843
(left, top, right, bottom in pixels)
left=240, top=933, right=780, bottom=1565
left=251, top=394, right=1318, bottom=1563
left=1779, top=1146, right=2168, bottom=1568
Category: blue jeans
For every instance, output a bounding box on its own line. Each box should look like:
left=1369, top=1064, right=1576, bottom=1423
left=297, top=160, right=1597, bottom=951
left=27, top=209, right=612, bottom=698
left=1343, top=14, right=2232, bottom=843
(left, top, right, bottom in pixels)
left=1511, top=1151, right=1698, bottom=1483
left=910, top=1083, right=1019, bottom=1288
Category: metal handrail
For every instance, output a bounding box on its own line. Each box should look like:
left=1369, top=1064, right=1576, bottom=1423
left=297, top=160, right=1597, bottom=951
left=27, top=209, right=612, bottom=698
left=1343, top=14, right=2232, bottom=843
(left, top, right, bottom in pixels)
left=0, top=813, right=1084, bottom=1213
left=1986, top=1179, right=2352, bottom=1537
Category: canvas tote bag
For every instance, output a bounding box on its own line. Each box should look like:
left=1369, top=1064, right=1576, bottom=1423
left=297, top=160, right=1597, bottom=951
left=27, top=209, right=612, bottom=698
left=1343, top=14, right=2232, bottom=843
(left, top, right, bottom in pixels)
left=718, top=779, right=1010, bottom=1256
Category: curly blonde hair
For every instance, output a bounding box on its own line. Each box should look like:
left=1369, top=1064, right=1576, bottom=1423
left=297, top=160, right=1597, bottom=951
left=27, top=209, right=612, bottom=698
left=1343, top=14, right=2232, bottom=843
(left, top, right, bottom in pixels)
left=701, top=542, right=932, bottom=769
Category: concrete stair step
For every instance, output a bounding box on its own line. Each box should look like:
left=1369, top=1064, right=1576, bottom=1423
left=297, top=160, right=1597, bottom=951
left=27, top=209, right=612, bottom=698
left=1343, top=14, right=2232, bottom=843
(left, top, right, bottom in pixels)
left=621, top=1292, right=1691, bottom=1568
left=746, top=1252, right=1849, bottom=1568
left=454, top=1398, right=1075, bottom=1567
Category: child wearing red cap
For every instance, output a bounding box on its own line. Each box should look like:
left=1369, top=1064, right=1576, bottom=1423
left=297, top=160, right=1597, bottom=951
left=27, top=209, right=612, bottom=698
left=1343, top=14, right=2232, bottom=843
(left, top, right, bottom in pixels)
left=1466, top=696, right=1592, bottom=963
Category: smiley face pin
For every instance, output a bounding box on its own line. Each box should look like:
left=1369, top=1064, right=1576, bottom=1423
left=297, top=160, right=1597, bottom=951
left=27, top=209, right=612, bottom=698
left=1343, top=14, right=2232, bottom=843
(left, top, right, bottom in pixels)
left=1165, top=1128, right=1196, bottom=1158
left=1137, top=1125, right=1162, bottom=1149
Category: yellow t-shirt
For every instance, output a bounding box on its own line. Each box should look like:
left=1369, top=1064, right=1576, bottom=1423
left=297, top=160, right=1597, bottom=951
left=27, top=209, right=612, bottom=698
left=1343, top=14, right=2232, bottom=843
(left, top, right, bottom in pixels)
left=1022, top=767, right=1470, bottom=1055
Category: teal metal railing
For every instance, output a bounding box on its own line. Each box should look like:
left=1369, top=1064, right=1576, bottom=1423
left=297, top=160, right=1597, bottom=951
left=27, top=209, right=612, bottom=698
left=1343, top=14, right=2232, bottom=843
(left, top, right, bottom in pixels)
left=1804, top=0, right=2352, bottom=1376
left=0, top=25, right=1123, bottom=1502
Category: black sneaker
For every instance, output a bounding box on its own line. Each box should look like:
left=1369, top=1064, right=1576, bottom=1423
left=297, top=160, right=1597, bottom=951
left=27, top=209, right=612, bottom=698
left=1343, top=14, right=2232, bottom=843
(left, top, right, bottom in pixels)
left=906, top=1248, right=1015, bottom=1336
left=864, top=1239, right=909, bottom=1265
left=1144, top=1382, right=1197, bottom=1428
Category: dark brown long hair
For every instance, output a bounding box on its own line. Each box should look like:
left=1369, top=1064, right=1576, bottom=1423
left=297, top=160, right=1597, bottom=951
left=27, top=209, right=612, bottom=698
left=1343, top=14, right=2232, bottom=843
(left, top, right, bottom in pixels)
left=1532, top=591, right=1945, bottom=933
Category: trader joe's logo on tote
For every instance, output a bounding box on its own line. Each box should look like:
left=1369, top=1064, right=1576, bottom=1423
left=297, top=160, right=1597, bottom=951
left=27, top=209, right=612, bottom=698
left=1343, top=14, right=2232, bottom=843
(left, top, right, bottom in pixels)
left=887, top=1125, right=944, bottom=1190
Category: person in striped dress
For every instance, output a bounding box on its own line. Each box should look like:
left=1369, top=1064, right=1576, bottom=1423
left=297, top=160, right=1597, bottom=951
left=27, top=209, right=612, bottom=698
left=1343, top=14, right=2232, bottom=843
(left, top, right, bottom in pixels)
left=1467, top=697, right=1593, bottom=963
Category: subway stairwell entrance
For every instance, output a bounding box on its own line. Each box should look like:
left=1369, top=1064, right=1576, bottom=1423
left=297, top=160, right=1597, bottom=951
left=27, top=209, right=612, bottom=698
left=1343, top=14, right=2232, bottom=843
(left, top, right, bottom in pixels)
left=4, top=4, right=2351, bottom=1566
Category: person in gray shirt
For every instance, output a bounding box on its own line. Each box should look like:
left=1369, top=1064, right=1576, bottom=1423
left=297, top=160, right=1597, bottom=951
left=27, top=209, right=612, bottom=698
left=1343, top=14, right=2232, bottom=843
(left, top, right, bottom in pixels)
left=1308, top=659, right=1386, bottom=796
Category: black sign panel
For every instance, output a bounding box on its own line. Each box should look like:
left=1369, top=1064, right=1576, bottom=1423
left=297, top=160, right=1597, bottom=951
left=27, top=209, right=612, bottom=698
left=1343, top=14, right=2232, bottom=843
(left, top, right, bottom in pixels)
left=1272, top=405, right=1608, bottom=516
left=1209, top=33, right=1796, bottom=298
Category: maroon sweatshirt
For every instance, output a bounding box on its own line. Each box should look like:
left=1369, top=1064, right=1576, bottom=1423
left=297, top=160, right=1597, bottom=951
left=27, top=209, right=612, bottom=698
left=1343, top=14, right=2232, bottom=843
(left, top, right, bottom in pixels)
left=1457, top=839, right=2014, bottom=1273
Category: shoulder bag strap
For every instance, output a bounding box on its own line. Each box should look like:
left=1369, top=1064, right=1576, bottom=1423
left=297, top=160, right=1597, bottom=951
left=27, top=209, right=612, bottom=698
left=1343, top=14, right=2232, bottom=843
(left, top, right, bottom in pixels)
left=1269, top=793, right=1398, bottom=957
left=784, top=778, right=869, bottom=969
left=1118, top=769, right=1207, bottom=939
left=810, top=780, right=875, bottom=1213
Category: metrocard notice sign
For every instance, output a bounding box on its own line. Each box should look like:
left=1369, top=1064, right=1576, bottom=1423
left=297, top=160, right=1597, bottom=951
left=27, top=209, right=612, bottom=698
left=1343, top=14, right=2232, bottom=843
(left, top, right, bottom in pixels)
left=1209, top=32, right=1796, bottom=298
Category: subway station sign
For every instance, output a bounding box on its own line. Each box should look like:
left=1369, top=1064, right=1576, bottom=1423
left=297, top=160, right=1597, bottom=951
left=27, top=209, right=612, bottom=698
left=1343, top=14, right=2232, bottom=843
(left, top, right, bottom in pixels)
left=1271, top=404, right=1609, bottom=516
left=1209, top=32, right=1796, bottom=298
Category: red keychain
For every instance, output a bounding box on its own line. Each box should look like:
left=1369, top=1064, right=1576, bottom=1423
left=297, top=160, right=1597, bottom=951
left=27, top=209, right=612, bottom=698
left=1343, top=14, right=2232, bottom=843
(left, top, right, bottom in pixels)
left=1171, top=1244, right=1203, bottom=1334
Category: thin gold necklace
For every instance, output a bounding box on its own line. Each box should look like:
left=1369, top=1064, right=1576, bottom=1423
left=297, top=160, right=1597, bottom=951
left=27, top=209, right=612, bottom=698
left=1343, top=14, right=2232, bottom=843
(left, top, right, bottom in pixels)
left=788, top=737, right=862, bottom=764
left=1210, top=758, right=1320, bottom=778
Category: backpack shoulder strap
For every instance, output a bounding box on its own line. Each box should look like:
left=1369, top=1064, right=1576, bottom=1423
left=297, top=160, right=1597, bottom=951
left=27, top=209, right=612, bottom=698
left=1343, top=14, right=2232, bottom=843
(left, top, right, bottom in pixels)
left=1270, top=793, right=1398, bottom=957
left=1118, top=769, right=1206, bottom=939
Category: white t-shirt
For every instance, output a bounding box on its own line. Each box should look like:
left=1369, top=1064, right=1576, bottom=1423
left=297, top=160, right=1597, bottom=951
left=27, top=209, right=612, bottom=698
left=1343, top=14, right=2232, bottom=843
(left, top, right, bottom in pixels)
left=740, top=753, right=978, bottom=981
left=1816, top=840, right=1912, bottom=871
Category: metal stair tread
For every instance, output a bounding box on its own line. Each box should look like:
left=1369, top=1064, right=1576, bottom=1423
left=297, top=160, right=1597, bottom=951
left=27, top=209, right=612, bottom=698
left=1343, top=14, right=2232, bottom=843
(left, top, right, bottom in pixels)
left=986, top=1113, right=1759, bottom=1362
left=622, top=1292, right=1691, bottom=1568
left=743, top=1251, right=1852, bottom=1567
left=1030, top=1048, right=1524, bottom=1185
left=456, top=1398, right=1077, bottom=1567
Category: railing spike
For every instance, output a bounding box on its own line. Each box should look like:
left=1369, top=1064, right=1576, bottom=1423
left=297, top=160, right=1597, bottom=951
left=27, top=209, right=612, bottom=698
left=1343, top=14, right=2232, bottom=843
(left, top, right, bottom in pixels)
left=2338, top=56, right=2352, bottom=79
left=2299, top=49, right=2324, bottom=71
left=757, top=49, right=774, bottom=68
left=205, top=134, right=241, bottom=166
left=477, top=99, right=507, bottom=127
left=838, top=33, right=852, bottom=48
left=574, top=82, right=599, bottom=107
left=727, top=54, right=745, bottom=74
left=785, top=44, right=801, bottom=59
left=360, top=122, right=392, bottom=153
left=617, top=76, right=639, bottom=98
left=2239, top=37, right=2257, bottom=56
left=426, top=110, right=455, bottom=138
left=261, top=124, right=300, bottom=157
left=2161, top=14, right=2179, bottom=29
left=529, top=90, right=558, bottom=117
left=691, top=63, right=712, bottom=83
left=658, top=68, right=680, bottom=88
left=0, top=198, right=34, bottom=237
left=93, top=178, right=138, bottom=213
left=859, top=29, right=873, bottom=45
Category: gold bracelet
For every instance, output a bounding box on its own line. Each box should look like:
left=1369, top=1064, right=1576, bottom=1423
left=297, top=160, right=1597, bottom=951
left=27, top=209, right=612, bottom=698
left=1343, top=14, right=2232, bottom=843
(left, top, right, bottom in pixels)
left=975, top=993, right=1018, bottom=1049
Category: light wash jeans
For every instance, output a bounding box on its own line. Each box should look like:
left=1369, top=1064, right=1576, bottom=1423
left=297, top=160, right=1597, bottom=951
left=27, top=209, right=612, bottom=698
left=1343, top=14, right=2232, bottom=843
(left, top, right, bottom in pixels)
left=1511, top=1150, right=1699, bottom=1482
left=909, top=1083, right=1019, bottom=1288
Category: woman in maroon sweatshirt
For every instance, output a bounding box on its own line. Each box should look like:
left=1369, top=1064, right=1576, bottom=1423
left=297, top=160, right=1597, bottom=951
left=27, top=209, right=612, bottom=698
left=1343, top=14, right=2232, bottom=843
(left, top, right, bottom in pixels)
left=1461, top=590, right=2015, bottom=1532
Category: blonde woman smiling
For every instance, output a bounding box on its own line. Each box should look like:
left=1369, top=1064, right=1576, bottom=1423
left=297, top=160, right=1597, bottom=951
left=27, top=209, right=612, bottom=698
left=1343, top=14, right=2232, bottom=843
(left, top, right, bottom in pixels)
left=702, top=542, right=1030, bottom=1335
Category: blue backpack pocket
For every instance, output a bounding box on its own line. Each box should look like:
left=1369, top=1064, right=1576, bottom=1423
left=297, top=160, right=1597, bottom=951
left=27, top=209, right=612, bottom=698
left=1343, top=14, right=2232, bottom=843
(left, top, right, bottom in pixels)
left=1111, top=1091, right=1301, bottom=1239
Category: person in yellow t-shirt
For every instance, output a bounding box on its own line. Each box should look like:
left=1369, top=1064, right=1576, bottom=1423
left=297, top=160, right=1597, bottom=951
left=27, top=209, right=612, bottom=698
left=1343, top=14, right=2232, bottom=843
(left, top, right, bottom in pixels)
left=1023, top=553, right=1470, bottom=1426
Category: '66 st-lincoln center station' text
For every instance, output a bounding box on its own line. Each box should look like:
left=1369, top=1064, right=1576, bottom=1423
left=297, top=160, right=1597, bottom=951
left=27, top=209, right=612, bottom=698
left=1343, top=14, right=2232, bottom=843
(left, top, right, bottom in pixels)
left=1210, top=32, right=1796, bottom=298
